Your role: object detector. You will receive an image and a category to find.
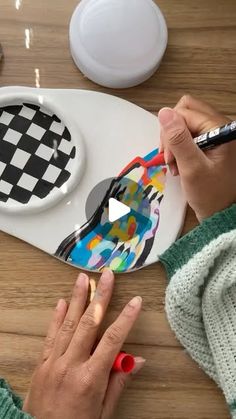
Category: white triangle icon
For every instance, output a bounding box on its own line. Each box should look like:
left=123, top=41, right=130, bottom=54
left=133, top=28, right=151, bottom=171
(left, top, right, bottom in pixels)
left=108, top=198, right=131, bottom=223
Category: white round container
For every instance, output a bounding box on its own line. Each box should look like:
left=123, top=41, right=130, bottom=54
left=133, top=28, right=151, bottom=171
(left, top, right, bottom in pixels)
left=69, top=0, right=168, bottom=88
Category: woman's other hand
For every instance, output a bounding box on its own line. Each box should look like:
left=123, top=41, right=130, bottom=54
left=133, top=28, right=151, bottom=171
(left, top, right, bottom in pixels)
left=23, top=270, right=144, bottom=419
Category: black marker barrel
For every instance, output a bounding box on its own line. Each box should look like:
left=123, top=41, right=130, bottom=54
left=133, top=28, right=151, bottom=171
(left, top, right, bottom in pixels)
left=195, top=121, right=236, bottom=150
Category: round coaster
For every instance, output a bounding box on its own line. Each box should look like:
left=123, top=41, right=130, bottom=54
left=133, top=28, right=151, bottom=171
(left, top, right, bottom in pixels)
left=69, top=0, right=168, bottom=88
left=0, top=101, right=82, bottom=214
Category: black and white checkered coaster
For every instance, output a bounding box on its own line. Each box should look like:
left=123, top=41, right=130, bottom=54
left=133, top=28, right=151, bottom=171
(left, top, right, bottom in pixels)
left=0, top=103, right=76, bottom=206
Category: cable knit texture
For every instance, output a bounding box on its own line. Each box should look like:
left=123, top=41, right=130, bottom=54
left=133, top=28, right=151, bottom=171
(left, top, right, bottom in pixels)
left=161, top=204, right=236, bottom=279
left=160, top=204, right=236, bottom=418
left=0, top=379, right=32, bottom=418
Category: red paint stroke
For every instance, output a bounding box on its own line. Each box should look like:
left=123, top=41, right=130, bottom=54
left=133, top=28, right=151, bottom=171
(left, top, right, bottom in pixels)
left=119, top=153, right=166, bottom=186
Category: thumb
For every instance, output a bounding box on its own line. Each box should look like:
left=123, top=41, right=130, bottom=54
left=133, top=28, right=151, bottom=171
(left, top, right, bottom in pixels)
left=158, top=108, right=208, bottom=172
left=101, top=357, right=146, bottom=419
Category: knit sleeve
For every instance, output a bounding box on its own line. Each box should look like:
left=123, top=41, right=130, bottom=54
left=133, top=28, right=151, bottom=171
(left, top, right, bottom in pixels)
left=0, top=379, right=33, bottom=419
left=159, top=204, right=236, bottom=418
left=160, top=203, right=236, bottom=279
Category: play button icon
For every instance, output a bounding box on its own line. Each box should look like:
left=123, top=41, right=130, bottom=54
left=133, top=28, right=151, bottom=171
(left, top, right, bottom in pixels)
left=85, top=176, right=151, bottom=242
left=108, top=198, right=131, bottom=222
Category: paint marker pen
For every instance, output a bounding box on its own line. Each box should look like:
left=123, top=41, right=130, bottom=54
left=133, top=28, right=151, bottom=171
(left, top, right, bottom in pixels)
left=146, top=120, right=236, bottom=168
left=194, top=120, right=236, bottom=150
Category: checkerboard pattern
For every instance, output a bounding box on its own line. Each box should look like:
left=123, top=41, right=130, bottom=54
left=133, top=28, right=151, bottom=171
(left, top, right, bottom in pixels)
left=0, top=103, right=76, bottom=205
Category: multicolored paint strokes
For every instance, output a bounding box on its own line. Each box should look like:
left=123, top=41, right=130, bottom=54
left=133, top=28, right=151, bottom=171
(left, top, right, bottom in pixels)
left=56, top=149, right=167, bottom=272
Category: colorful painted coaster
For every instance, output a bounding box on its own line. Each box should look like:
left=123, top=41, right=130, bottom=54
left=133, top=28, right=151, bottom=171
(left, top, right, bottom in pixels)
left=56, top=151, right=166, bottom=272
left=0, top=87, right=186, bottom=273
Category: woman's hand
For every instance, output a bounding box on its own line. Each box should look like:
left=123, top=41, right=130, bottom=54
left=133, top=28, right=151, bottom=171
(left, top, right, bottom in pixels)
left=23, top=270, right=144, bottom=419
left=159, top=95, right=236, bottom=221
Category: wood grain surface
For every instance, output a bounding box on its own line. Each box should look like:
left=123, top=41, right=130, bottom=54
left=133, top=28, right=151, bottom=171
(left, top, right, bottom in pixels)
left=0, top=1, right=236, bottom=418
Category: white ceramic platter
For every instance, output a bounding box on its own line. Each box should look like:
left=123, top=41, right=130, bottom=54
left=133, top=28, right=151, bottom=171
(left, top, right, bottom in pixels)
left=0, top=87, right=186, bottom=273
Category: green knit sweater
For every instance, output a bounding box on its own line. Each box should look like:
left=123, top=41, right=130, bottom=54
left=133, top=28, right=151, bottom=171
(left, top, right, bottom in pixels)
left=0, top=379, right=31, bottom=418
left=1, top=204, right=236, bottom=418
left=160, top=203, right=236, bottom=417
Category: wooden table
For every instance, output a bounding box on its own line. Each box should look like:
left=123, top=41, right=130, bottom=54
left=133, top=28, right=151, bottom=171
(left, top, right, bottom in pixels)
left=0, top=1, right=235, bottom=418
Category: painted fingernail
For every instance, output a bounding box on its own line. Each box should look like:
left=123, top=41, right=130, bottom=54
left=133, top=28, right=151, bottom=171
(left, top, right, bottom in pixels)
left=128, top=296, right=142, bottom=309
left=132, top=357, right=146, bottom=375
left=158, top=107, right=175, bottom=126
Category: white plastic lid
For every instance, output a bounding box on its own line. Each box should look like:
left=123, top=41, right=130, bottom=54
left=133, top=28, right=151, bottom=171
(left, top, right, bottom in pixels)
left=69, top=0, right=168, bottom=89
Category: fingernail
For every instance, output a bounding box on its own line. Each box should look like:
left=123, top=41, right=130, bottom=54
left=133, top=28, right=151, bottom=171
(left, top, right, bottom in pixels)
left=168, top=162, right=179, bottom=176
left=56, top=299, right=65, bottom=310
left=76, top=273, right=89, bottom=287
left=158, top=107, right=175, bottom=126
left=101, top=268, right=114, bottom=282
left=128, top=296, right=142, bottom=308
left=164, top=148, right=170, bottom=164
left=132, top=357, right=146, bottom=375
left=170, top=166, right=178, bottom=176
left=169, top=165, right=175, bottom=176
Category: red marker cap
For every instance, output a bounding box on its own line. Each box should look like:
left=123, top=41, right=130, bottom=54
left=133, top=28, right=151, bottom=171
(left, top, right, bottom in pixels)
left=112, top=352, right=135, bottom=373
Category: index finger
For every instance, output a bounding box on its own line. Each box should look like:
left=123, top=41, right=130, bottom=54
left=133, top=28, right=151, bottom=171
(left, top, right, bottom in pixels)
left=175, top=108, right=230, bottom=137
left=91, top=296, right=142, bottom=372
left=175, top=95, right=222, bottom=116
